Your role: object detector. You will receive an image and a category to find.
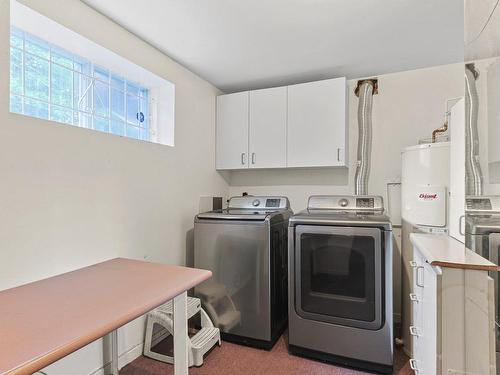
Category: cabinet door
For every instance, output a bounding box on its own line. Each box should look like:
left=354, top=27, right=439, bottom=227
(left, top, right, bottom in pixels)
left=449, top=98, right=465, bottom=242
left=216, top=92, right=249, bottom=170
left=249, top=87, right=287, bottom=169
left=420, top=262, right=439, bottom=375
left=287, top=78, right=347, bottom=167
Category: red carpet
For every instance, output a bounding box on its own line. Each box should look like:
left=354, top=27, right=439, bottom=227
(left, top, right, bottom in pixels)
left=121, top=335, right=409, bottom=375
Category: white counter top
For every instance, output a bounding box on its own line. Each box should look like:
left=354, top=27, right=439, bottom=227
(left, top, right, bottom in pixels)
left=410, top=233, right=500, bottom=271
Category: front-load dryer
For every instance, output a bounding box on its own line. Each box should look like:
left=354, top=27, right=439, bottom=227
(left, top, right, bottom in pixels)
left=288, top=195, right=393, bottom=374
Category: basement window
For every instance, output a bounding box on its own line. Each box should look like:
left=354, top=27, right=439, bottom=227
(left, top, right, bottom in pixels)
left=9, top=1, right=175, bottom=146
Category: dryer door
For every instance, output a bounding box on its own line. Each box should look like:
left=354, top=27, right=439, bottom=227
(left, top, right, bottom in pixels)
left=295, top=225, right=383, bottom=330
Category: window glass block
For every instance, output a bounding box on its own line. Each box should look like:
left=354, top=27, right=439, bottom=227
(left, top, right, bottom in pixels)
left=126, top=125, right=140, bottom=139
left=9, top=27, right=153, bottom=144
left=10, top=47, right=23, bottom=95
left=111, top=75, right=125, bottom=91
left=73, top=72, right=93, bottom=113
left=126, top=81, right=140, bottom=96
left=24, top=97, right=49, bottom=120
left=94, top=65, right=109, bottom=82
left=94, top=80, right=110, bottom=117
left=51, top=63, right=73, bottom=107
left=10, top=27, right=23, bottom=49
left=111, top=88, right=125, bottom=122
left=126, top=93, right=139, bottom=125
left=25, top=53, right=49, bottom=101
left=73, top=111, right=92, bottom=128
left=111, top=119, right=125, bottom=136
left=25, top=34, right=50, bottom=59
left=93, top=116, right=109, bottom=132
left=10, top=94, right=23, bottom=114
left=51, top=105, right=73, bottom=125
left=141, top=128, right=150, bottom=141
left=51, top=46, right=73, bottom=69
left=74, top=57, right=91, bottom=76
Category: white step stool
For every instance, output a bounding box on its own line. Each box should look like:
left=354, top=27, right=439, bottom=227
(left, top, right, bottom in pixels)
left=144, top=296, right=221, bottom=367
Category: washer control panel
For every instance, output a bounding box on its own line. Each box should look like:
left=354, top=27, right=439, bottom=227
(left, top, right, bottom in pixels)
left=228, top=196, right=290, bottom=210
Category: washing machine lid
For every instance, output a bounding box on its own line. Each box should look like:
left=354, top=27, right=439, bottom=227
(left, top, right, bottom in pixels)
left=196, top=209, right=274, bottom=221
left=196, top=195, right=290, bottom=221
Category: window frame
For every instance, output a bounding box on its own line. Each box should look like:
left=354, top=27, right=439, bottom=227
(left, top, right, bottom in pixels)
left=10, top=26, right=153, bottom=142
left=10, top=0, right=175, bottom=146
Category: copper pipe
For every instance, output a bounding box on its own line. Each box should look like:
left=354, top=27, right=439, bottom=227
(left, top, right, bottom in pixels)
left=431, top=120, right=448, bottom=143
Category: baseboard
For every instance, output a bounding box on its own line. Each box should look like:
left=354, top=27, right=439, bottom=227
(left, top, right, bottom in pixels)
left=88, top=342, right=143, bottom=375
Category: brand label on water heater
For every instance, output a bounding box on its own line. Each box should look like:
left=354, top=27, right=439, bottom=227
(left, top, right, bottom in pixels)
left=418, top=193, right=439, bottom=201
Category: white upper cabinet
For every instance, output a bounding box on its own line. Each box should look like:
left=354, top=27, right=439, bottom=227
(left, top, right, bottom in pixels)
left=249, top=87, right=287, bottom=169
left=287, top=77, right=347, bottom=168
left=216, top=92, right=249, bottom=170
left=215, top=77, right=347, bottom=170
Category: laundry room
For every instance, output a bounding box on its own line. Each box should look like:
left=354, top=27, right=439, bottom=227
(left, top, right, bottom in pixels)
left=1, top=1, right=499, bottom=375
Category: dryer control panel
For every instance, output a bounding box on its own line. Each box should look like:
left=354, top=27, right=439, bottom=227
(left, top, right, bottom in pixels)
left=308, top=195, right=384, bottom=212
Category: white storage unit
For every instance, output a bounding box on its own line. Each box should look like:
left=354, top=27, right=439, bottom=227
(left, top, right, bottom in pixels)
left=409, top=233, right=497, bottom=374
left=216, top=91, right=249, bottom=169
left=249, top=87, right=287, bottom=169
left=287, top=78, right=347, bottom=168
left=215, top=77, right=348, bottom=170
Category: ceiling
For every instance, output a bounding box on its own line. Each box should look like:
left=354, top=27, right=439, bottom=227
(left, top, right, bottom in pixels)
left=83, top=0, right=464, bottom=93
left=465, top=0, right=500, bottom=61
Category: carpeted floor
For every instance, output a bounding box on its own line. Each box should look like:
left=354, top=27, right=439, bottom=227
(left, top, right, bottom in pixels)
left=120, top=334, right=411, bottom=375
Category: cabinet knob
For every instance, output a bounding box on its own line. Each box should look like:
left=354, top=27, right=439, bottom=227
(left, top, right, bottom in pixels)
left=409, top=325, right=421, bottom=337
left=409, top=359, right=420, bottom=372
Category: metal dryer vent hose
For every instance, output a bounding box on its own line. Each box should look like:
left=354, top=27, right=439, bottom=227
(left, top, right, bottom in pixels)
left=465, top=64, right=484, bottom=196
left=354, top=80, right=375, bottom=196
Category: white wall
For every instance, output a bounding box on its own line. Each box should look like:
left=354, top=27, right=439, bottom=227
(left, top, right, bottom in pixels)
left=0, top=0, right=228, bottom=373
left=227, top=63, right=465, bottom=322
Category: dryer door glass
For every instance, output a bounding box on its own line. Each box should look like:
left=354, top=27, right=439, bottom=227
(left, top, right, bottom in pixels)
left=295, top=225, right=383, bottom=330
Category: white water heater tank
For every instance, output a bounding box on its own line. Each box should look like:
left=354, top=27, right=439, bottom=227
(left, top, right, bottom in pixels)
left=401, top=142, right=450, bottom=227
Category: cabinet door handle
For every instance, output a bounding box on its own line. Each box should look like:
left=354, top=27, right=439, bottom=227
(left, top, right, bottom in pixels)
left=337, top=148, right=341, bottom=162
left=409, top=359, right=419, bottom=372
left=241, top=153, right=246, bottom=165
left=409, top=325, right=420, bottom=337
left=251, top=152, right=256, bottom=164
left=459, top=214, right=465, bottom=236
left=409, top=293, right=419, bottom=303
left=416, top=266, right=424, bottom=287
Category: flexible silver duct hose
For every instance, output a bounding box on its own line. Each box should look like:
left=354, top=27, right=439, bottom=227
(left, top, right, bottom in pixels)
left=354, top=81, right=374, bottom=196
left=465, top=65, right=484, bottom=196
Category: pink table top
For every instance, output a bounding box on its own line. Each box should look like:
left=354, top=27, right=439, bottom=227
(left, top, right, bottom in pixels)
left=0, top=258, right=211, bottom=375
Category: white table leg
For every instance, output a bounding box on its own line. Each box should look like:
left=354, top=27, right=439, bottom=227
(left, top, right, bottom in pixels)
left=110, top=329, right=119, bottom=375
left=173, top=291, right=188, bottom=375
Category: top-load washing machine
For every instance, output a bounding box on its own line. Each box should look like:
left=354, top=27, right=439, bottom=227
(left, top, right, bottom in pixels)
left=288, top=195, right=393, bottom=374
left=194, top=195, right=292, bottom=349
left=465, top=195, right=500, bottom=372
